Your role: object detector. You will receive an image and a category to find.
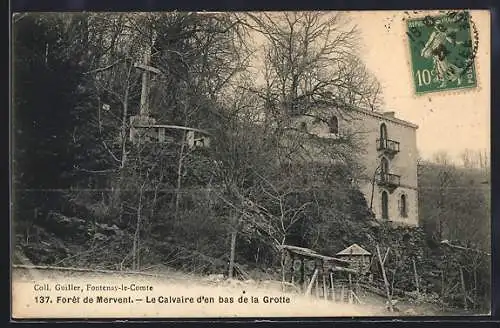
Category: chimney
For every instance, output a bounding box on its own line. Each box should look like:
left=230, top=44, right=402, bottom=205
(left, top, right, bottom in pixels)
left=383, top=111, right=395, bottom=118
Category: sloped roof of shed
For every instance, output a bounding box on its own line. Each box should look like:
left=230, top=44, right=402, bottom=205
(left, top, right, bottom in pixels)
left=336, top=243, right=371, bottom=256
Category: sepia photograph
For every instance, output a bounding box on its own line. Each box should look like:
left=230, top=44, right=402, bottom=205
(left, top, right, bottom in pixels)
left=11, top=10, right=491, bottom=318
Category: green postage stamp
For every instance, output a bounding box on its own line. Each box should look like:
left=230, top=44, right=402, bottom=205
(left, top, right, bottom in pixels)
left=406, top=11, right=478, bottom=94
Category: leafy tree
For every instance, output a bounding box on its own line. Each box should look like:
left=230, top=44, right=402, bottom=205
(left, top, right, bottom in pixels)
left=12, top=13, right=93, bottom=237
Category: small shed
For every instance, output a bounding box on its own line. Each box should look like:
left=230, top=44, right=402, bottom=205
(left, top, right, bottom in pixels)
left=278, top=245, right=358, bottom=300
left=336, top=244, right=372, bottom=273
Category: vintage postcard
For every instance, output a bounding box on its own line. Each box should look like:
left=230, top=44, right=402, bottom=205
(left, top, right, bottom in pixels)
left=11, top=10, right=491, bottom=319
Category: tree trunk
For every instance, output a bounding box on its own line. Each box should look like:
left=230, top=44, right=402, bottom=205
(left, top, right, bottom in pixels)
left=412, top=258, right=420, bottom=294
left=305, top=268, right=319, bottom=296
left=150, top=174, right=162, bottom=218
left=112, top=60, right=135, bottom=227
left=120, top=61, right=133, bottom=169
left=376, top=245, right=393, bottom=312
left=280, top=236, right=287, bottom=287
left=132, top=181, right=146, bottom=270
left=112, top=60, right=134, bottom=217
left=370, top=166, right=379, bottom=210
left=473, top=266, right=477, bottom=310
left=228, top=228, right=237, bottom=279
left=460, top=266, right=468, bottom=310
left=174, top=131, right=186, bottom=220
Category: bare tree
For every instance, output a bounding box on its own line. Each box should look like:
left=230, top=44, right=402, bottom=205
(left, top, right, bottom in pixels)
left=459, top=148, right=490, bottom=170
left=239, top=12, right=383, bottom=118
left=477, top=149, right=489, bottom=170
left=432, top=150, right=454, bottom=166
left=460, top=149, right=476, bottom=169
left=230, top=12, right=378, bottom=179
left=205, top=12, right=381, bottom=277
left=72, top=12, right=253, bottom=270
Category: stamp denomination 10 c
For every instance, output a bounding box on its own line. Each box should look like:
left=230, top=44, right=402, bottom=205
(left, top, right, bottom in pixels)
left=406, top=11, right=478, bottom=95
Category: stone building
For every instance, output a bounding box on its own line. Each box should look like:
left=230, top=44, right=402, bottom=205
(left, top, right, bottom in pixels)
left=129, top=101, right=419, bottom=226
left=293, top=108, right=419, bottom=226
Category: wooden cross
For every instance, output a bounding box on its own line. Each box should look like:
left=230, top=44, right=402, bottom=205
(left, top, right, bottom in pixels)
left=135, top=33, right=160, bottom=117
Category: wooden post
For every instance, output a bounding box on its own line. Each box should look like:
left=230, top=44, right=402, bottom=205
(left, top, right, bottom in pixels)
left=340, top=285, right=345, bottom=303
left=290, top=257, right=295, bottom=284
left=139, top=47, right=151, bottom=116
left=158, top=127, right=165, bottom=142
left=281, top=249, right=287, bottom=290
left=305, top=268, right=319, bottom=296
left=376, top=245, right=393, bottom=312
left=300, top=258, right=305, bottom=292
left=460, top=266, right=468, bottom=310
left=348, top=273, right=353, bottom=304
left=441, top=270, right=445, bottom=309
left=352, top=292, right=362, bottom=304
left=322, top=269, right=327, bottom=300
left=330, top=273, right=335, bottom=301
left=412, top=258, right=420, bottom=294
left=228, top=229, right=237, bottom=279
left=315, top=271, right=320, bottom=298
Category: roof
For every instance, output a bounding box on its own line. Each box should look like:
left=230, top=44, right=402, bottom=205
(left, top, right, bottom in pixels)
left=279, top=245, right=351, bottom=265
left=354, top=108, right=419, bottom=129
left=279, top=245, right=318, bottom=257
left=336, top=243, right=372, bottom=256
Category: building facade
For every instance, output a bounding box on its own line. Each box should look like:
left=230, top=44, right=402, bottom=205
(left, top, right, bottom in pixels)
left=294, top=108, right=419, bottom=226
left=130, top=104, right=419, bottom=226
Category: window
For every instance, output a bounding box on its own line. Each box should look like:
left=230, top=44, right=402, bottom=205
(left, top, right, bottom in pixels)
left=380, top=123, right=387, bottom=139
left=380, top=123, right=387, bottom=148
left=329, top=116, right=339, bottom=134
left=380, top=157, right=389, bottom=181
left=381, top=191, right=389, bottom=220
left=399, top=194, right=408, bottom=218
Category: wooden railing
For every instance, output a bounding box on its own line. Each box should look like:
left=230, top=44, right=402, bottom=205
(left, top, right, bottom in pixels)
left=376, top=138, right=400, bottom=154
left=377, top=173, right=401, bottom=187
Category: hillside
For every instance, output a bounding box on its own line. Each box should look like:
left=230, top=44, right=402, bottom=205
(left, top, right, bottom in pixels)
left=11, top=12, right=490, bottom=316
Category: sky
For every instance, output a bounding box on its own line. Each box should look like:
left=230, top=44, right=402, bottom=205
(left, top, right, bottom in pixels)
left=351, top=10, right=490, bottom=162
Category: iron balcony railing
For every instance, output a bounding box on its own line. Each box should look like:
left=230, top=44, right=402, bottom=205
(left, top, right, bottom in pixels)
left=376, top=138, right=400, bottom=153
left=377, top=173, right=401, bottom=187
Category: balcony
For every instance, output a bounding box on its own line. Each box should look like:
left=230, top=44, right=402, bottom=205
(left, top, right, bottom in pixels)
left=377, top=173, right=401, bottom=191
left=376, top=138, right=400, bottom=156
